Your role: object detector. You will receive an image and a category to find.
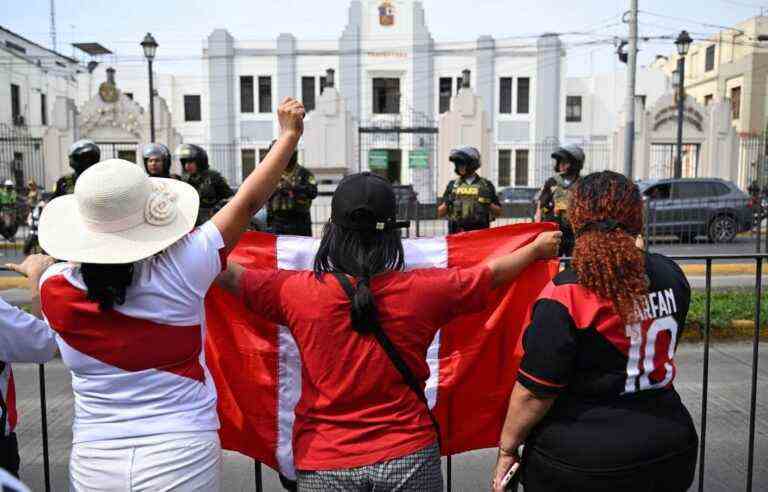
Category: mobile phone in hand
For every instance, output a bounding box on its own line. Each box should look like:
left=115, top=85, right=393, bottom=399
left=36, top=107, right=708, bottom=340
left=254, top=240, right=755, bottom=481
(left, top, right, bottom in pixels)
left=500, top=462, right=520, bottom=490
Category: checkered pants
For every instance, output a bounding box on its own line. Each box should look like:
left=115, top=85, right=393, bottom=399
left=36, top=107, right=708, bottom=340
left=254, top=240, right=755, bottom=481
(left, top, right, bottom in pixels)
left=297, top=442, right=442, bottom=491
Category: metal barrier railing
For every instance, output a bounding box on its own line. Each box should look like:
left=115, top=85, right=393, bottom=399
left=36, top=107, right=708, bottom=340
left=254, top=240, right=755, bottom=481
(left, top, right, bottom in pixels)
left=12, top=253, right=767, bottom=491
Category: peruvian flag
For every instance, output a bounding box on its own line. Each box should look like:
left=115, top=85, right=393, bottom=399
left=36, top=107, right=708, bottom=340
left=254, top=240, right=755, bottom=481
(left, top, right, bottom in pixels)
left=204, top=223, right=558, bottom=479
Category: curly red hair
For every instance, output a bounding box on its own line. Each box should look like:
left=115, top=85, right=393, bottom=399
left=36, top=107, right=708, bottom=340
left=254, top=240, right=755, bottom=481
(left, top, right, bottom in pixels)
left=570, top=171, right=647, bottom=322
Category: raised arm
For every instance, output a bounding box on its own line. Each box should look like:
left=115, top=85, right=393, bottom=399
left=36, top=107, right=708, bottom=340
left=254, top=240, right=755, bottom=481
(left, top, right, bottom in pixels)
left=212, top=98, right=306, bottom=251
left=487, top=231, right=561, bottom=289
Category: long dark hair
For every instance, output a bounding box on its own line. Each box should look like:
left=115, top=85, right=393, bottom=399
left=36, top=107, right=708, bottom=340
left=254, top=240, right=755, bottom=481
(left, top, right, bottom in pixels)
left=81, top=263, right=135, bottom=311
left=314, top=220, right=405, bottom=333
left=570, top=171, right=646, bottom=322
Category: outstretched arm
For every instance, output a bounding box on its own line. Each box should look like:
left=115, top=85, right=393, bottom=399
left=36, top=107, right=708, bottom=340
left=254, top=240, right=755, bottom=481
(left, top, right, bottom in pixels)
left=212, top=98, right=305, bottom=251
left=486, top=231, right=561, bottom=289
left=217, top=262, right=246, bottom=297
left=3, top=255, right=58, bottom=363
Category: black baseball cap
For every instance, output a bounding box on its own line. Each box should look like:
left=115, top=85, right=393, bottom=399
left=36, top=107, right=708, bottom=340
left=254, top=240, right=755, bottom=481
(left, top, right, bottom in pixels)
left=331, top=173, right=409, bottom=231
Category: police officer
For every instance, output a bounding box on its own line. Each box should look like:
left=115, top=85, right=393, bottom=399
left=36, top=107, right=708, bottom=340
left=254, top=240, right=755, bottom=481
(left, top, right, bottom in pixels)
left=265, top=140, right=318, bottom=237
left=437, top=146, right=501, bottom=234
left=53, top=139, right=101, bottom=198
left=0, top=181, right=17, bottom=242
left=176, top=144, right=233, bottom=226
left=535, top=144, right=585, bottom=257
left=142, top=143, right=180, bottom=179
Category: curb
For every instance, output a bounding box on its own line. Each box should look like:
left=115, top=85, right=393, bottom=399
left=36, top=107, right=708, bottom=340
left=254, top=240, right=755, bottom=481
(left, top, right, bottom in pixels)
left=679, top=263, right=764, bottom=276
left=0, top=278, right=28, bottom=290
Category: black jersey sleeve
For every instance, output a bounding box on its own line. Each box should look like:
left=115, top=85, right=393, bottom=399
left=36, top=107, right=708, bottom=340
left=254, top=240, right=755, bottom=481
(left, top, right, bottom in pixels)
left=518, top=298, right=578, bottom=397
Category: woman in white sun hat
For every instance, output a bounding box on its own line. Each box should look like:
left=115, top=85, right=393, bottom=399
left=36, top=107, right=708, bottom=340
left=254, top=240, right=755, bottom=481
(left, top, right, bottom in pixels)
left=9, top=98, right=306, bottom=491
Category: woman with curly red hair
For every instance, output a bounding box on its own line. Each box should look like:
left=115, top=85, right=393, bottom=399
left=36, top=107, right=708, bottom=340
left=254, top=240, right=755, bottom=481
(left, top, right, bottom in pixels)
left=491, top=171, right=698, bottom=492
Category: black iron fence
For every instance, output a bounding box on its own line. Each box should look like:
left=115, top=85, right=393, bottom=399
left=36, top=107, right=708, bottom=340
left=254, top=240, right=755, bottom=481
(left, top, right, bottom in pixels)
left=15, top=252, right=765, bottom=491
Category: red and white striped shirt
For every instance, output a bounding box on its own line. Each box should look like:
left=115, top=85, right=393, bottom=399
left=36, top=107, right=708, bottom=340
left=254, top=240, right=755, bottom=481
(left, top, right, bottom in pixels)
left=40, top=221, right=226, bottom=444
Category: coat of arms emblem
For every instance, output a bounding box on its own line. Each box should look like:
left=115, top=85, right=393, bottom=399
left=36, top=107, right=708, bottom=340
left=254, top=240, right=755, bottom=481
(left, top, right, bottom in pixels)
left=379, top=1, right=395, bottom=26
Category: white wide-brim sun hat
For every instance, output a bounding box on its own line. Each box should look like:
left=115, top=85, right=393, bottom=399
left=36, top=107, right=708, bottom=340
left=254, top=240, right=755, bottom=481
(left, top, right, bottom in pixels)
left=39, top=158, right=200, bottom=264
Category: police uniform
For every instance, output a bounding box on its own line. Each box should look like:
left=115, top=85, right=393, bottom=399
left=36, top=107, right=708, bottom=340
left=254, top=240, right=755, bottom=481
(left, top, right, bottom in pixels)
left=184, top=169, right=233, bottom=226
left=539, top=173, right=578, bottom=256
left=516, top=253, right=698, bottom=491
left=266, top=165, right=318, bottom=237
left=53, top=174, right=76, bottom=198
left=442, top=175, right=500, bottom=234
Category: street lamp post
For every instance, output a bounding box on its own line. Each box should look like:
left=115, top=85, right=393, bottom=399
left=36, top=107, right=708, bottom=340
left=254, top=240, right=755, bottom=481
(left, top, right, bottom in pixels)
left=141, top=33, right=158, bottom=142
left=674, top=30, right=692, bottom=178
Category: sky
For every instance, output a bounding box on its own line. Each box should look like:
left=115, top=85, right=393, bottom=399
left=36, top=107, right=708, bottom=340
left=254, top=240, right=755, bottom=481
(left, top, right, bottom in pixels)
left=2, top=0, right=767, bottom=77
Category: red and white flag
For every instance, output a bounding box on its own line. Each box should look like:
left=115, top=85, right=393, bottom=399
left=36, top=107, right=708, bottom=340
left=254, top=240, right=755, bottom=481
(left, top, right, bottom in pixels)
left=204, top=223, right=557, bottom=479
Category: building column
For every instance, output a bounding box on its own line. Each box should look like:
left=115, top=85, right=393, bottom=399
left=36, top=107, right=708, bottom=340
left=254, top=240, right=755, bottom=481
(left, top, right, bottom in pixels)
left=339, top=1, right=362, bottom=124
left=534, top=33, right=563, bottom=142
left=277, top=34, right=297, bottom=104
left=206, top=29, right=235, bottom=145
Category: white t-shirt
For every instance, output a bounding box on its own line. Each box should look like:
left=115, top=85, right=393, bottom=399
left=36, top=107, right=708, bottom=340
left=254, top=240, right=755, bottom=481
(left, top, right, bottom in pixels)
left=40, top=221, right=226, bottom=443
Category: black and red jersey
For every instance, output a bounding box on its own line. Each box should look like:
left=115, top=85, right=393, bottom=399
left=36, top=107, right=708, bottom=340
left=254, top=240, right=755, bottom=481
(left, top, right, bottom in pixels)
left=518, top=253, right=698, bottom=471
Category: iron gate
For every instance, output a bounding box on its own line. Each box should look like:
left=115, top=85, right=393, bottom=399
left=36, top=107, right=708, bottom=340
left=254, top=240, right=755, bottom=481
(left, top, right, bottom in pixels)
left=649, top=143, right=701, bottom=179
left=0, top=124, right=45, bottom=188
left=95, top=141, right=140, bottom=164
left=358, top=115, right=439, bottom=204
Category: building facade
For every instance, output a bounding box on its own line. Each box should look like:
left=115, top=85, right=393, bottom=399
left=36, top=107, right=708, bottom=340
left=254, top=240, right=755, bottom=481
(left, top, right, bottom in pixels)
left=654, top=15, right=768, bottom=136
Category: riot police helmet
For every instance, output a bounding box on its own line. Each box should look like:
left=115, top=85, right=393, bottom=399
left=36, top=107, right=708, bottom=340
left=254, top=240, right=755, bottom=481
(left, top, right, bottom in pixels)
left=68, top=139, right=101, bottom=176
left=142, top=143, right=172, bottom=176
left=449, top=146, right=481, bottom=175
left=551, top=144, right=585, bottom=175
left=3, top=180, right=13, bottom=188
left=175, top=144, right=209, bottom=172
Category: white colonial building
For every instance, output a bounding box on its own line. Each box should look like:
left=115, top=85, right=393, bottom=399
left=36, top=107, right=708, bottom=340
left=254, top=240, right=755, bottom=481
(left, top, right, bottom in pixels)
left=3, top=1, right=753, bottom=200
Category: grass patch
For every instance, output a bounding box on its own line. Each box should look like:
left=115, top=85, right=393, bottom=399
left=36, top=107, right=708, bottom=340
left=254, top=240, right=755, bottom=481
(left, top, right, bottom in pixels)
left=684, top=288, right=768, bottom=342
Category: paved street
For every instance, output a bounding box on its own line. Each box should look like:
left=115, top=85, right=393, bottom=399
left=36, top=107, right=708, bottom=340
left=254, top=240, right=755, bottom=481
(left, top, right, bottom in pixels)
left=10, top=342, right=767, bottom=491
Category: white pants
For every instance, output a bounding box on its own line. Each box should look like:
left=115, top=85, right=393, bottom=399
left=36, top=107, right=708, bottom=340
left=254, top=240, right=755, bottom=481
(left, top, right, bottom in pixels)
left=69, top=431, right=221, bottom=492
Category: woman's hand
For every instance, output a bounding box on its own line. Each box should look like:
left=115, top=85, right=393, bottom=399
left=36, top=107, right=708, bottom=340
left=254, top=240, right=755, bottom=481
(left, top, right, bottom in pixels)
left=532, top=231, right=562, bottom=259
left=491, top=447, right=520, bottom=492
left=277, top=97, right=305, bottom=138
left=6, top=254, right=54, bottom=281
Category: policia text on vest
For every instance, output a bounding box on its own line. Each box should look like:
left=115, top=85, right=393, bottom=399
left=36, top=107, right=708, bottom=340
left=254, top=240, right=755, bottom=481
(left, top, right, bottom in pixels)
left=441, top=176, right=501, bottom=234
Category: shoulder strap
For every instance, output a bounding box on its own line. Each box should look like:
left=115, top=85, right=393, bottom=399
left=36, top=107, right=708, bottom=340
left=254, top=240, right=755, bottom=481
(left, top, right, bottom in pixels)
left=331, top=272, right=442, bottom=448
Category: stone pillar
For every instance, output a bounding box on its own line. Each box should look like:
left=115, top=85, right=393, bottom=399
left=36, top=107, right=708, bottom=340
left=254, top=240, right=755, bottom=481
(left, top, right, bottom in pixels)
left=303, top=80, right=354, bottom=179
left=277, top=34, right=297, bottom=103
left=207, top=29, right=235, bottom=145
left=42, top=96, right=78, bottom=190
left=438, top=88, right=490, bottom=195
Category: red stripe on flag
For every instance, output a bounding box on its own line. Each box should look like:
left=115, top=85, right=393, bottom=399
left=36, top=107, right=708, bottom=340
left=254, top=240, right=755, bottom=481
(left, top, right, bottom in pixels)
left=205, top=232, right=281, bottom=470
left=436, top=223, right=558, bottom=455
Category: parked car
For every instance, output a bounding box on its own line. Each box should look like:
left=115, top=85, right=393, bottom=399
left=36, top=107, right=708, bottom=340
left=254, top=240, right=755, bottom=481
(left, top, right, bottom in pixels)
left=638, top=178, right=752, bottom=243
left=498, top=186, right=539, bottom=219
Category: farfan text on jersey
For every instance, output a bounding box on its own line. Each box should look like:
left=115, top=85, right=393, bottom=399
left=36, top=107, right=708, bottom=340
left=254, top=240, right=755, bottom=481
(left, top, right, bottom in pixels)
left=635, top=288, right=679, bottom=322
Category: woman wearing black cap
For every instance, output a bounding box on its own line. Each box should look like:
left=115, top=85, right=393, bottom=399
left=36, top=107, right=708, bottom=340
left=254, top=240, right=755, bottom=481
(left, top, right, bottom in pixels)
left=218, top=172, right=561, bottom=491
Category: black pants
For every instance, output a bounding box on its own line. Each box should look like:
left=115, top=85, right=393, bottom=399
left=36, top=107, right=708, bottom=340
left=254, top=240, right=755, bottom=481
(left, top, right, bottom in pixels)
left=0, top=433, right=20, bottom=477
left=518, top=445, right=697, bottom=492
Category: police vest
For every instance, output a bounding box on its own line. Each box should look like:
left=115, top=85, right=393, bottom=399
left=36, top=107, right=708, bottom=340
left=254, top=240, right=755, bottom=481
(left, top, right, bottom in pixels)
left=448, top=178, right=493, bottom=226
left=551, top=173, right=576, bottom=220
left=269, top=168, right=314, bottom=215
